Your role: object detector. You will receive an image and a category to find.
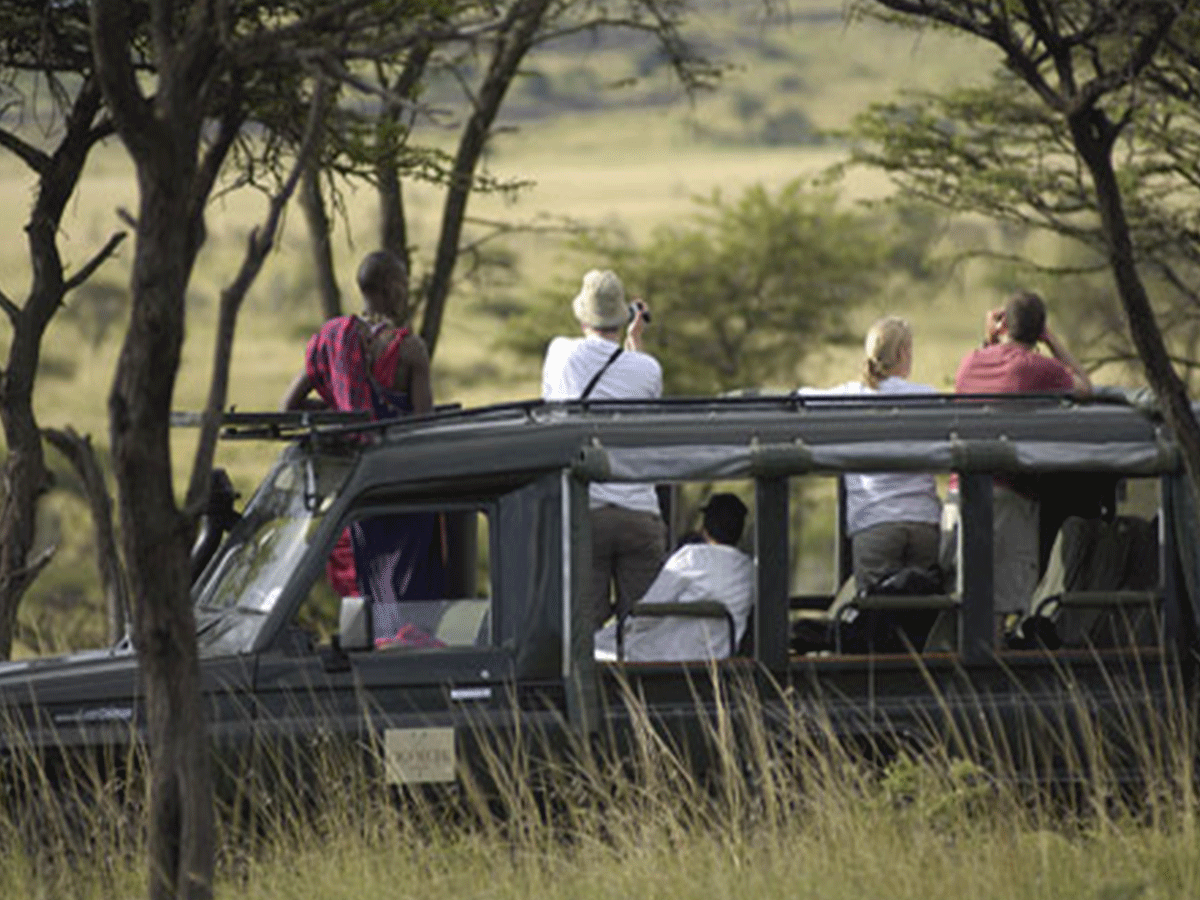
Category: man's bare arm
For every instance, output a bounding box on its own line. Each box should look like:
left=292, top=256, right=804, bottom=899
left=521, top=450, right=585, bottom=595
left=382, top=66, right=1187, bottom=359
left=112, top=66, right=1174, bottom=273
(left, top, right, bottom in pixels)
left=1042, top=328, right=1092, bottom=397
left=624, top=299, right=650, bottom=352
left=398, top=335, right=433, bottom=414
left=280, top=371, right=322, bottom=411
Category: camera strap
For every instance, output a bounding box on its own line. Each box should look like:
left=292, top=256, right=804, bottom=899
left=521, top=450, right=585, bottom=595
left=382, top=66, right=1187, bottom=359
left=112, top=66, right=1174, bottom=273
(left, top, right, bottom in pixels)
left=580, top=346, right=623, bottom=400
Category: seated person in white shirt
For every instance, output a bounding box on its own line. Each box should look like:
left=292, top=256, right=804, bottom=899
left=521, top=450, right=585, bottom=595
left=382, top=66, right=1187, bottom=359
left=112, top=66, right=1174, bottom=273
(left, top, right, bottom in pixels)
left=594, top=493, right=754, bottom=662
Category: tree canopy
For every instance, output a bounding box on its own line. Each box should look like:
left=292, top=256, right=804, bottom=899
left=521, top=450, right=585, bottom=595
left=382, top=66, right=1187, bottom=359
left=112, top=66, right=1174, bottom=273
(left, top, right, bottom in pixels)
left=853, top=0, right=1200, bottom=504
left=509, top=180, right=939, bottom=395
left=288, top=0, right=725, bottom=356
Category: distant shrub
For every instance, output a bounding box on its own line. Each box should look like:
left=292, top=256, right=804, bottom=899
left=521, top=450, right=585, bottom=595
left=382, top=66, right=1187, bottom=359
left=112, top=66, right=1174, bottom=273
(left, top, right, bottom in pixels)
left=636, top=45, right=671, bottom=78
left=775, top=73, right=805, bottom=93
left=520, top=70, right=555, bottom=103
left=558, top=66, right=603, bottom=105
left=761, top=108, right=818, bottom=145
left=731, top=91, right=764, bottom=123
left=35, top=351, right=76, bottom=382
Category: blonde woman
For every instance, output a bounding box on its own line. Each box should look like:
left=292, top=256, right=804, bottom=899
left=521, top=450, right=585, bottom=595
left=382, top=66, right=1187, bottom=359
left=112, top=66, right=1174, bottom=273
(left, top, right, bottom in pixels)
left=801, top=316, right=942, bottom=591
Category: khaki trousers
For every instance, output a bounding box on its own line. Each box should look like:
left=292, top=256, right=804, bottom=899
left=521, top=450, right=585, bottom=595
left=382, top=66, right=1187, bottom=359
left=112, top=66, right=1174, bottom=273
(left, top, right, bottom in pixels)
left=942, top=485, right=1039, bottom=617
left=588, top=505, right=666, bottom=629
left=851, top=520, right=940, bottom=592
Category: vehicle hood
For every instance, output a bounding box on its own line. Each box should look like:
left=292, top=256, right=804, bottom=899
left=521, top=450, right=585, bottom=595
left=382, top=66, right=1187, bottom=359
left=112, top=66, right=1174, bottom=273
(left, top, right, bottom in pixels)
left=0, top=646, right=140, bottom=707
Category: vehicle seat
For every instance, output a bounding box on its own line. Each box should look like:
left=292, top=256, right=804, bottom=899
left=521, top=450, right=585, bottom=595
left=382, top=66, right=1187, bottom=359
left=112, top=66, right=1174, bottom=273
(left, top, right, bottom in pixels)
left=617, top=599, right=738, bottom=661
left=736, top=606, right=755, bottom=656
left=789, top=576, right=856, bottom=654
left=435, top=599, right=491, bottom=646
left=790, top=569, right=956, bottom=655
left=1024, top=515, right=1160, bottom=648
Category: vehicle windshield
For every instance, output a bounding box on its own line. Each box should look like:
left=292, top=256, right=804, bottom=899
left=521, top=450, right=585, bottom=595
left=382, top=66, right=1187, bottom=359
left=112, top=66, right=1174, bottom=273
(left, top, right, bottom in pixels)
left=193, top=448, right=353, bottom=655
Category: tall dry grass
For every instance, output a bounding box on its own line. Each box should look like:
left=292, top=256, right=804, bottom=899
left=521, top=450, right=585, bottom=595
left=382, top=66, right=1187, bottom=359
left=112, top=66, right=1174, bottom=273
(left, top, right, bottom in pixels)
left=2, top=661, right=1198, bottom=899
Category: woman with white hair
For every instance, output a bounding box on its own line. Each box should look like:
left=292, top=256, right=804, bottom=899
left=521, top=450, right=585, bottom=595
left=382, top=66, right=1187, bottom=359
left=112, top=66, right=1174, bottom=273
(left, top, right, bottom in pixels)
left=801, top=316, right=943, bottom=591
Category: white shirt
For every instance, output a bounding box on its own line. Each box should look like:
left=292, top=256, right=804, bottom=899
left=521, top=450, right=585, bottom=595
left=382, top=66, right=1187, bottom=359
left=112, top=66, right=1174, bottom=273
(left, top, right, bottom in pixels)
left=542, top=334, right=663, bottom=514
left=593, top=542, right=754, bottom=662
left=798, top=375, right=942, bottom=534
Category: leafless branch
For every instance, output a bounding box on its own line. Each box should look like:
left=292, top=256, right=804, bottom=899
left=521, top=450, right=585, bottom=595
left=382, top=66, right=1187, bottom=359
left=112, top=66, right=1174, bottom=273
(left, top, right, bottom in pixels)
left=0, top=289, right=19, bottom=326
left=301, top=49, right=428, bottom=116
left=193, top=95, right=247, bottom=234
left=43, top=426, right=128, bottom=642
left=0, top=544, right=55, bottom=599
left=63, top=231, right=128, bottom=293
left=0, top=127, right=51, bottom=174
left=185, top=78, right=333, bottom=517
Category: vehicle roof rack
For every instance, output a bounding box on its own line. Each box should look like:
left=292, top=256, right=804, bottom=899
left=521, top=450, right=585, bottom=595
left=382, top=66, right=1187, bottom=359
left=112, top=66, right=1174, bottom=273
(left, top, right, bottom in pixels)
left=170, top=409, right=371, bottom=441
left=170, top=402, right=480, bottom=442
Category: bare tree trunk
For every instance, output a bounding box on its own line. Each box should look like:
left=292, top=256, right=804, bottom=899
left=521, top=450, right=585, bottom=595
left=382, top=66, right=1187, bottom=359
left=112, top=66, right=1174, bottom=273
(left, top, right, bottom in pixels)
left=107, top=159, right=214, bottom=897
left=0, top=79, right=115, bottom=659
left=90, top=4, right=217, bottom=893
left=110, top=218, right=214, bottom=900
left=376, top=39, right=432, bottom=282
left=44, top=427, right=128, bottom=643
left=419, top=0, right=553, bottom=359
left=377, top=157, right=409, bottom=276
left=299, top=158, right=342, bottom=320
left=1068, top=108, right=1200, bottom=508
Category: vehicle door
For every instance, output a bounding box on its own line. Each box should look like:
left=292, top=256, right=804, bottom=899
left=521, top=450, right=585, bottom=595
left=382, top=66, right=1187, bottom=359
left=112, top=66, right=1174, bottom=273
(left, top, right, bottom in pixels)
left=250, top=471, right=571, bottom=790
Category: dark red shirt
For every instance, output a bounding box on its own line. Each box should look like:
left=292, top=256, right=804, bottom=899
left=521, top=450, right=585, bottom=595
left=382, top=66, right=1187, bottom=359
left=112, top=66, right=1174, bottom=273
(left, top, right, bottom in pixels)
left=953, top=343, right=1073, bottom=497
left=955, top=342, right=1073, bottom=395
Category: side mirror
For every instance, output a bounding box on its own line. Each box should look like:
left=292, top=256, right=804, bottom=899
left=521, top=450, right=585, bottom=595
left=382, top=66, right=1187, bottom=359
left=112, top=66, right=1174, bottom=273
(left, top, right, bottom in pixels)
left=338, top=596, right=372, bottom=652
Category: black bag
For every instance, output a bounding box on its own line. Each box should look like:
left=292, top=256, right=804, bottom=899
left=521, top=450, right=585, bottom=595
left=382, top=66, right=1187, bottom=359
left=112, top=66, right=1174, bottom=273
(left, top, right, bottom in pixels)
left=836, top=565, right=945, bottom=654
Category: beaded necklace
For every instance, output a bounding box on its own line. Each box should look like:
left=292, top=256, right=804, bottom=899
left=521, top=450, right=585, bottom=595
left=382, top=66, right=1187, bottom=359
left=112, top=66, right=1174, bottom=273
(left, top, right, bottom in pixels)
left=358, top=309, right=399, bottom=330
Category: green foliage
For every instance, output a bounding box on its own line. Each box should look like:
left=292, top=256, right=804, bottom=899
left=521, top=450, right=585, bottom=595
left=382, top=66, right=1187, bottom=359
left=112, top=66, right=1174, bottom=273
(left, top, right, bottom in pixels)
left=876, top=754, right=999, bottom=832
left=507, top=179, right=940, bottom=395
left=847, top=2, right=1200, bottom=388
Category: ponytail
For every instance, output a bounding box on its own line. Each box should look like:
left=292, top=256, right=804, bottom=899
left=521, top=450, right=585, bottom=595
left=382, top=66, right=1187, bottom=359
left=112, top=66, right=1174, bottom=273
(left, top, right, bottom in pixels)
left=862, top=316, right=912, bottom=390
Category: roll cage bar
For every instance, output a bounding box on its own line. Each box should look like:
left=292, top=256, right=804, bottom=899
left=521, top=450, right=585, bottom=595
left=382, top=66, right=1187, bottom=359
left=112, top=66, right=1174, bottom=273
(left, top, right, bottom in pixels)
left=170, top=387, right=1161, bottom=445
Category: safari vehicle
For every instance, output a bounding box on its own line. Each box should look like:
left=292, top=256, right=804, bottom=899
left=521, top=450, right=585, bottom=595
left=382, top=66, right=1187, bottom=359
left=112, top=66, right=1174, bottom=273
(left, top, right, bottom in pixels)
left=1, top=391, right=1197, bottom=791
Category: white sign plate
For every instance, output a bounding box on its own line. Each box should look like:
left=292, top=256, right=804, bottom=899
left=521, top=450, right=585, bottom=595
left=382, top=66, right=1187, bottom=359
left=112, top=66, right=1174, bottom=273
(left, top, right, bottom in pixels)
left=383, top=727, right=456, bottom=785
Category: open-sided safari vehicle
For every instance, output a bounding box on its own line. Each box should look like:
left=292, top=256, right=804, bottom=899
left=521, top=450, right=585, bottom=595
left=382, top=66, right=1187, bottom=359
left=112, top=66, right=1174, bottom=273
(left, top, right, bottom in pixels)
left=1, top=391, right=1197, bottom=793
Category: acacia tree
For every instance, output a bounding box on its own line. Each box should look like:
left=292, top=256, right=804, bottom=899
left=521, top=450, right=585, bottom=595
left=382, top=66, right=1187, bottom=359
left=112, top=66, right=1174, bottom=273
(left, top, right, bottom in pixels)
left=0, top=4, right=126, bottom=659
left=86, top=1, right=459, bottom=896
left=506, top=181, right=939, bottom=394
left=851, top=0, right=1200, bottom=503
left=300, top=0, right=722, bottom=357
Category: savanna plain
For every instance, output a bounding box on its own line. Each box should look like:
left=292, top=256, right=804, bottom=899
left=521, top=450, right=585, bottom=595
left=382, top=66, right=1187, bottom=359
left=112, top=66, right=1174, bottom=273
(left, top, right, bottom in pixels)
left=1, top=3, right=1194, bottom=898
